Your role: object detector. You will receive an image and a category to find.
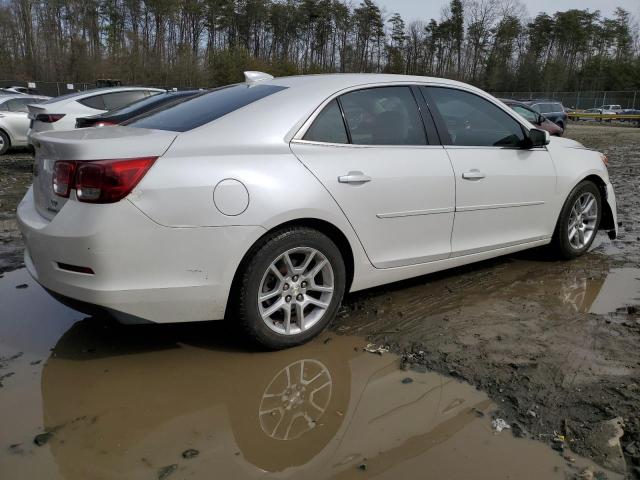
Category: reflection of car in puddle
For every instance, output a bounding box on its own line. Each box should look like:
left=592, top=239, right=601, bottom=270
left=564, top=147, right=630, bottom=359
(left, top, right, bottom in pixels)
left=259, top=359, right=332, bottom=441
left=41, top=319, right=488, bottom=479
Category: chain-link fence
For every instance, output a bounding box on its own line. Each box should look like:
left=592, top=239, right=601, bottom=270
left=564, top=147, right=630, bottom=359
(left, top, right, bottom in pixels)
left=492, top=90, right=639, bottom=110
left=0, top=80, right=98, bottom=97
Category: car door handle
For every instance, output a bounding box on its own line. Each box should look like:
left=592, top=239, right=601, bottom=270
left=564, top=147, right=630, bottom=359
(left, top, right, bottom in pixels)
left=338, top=172, right=371, bottom=184
left=462, top=170, right=486, bottom=180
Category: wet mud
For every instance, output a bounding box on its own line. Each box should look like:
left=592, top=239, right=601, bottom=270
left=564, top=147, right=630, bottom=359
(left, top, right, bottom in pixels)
left=0, top=124, right=639, bottom=477
left=335, top=125, right=640, bottom=476
left=0, top=150, right=31, bottom=274
left=0, top=269, right=622, bottom=479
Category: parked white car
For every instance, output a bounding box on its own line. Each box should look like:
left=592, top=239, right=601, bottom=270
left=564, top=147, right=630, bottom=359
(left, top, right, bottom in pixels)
left=1, top=86, right=31, bottom=95
left=0, top=94, right=50, bottom=154
left=18, top=73, right=618, bottom=349
left=600, top=104, right=623, bottom=113
left=26, top=86, right=164, bottom=136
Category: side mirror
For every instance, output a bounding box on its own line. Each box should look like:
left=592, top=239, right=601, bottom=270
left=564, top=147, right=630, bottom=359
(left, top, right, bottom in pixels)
left=526, top=128, right=550, bottom=148
left=537, top=114, right=546, bottom=124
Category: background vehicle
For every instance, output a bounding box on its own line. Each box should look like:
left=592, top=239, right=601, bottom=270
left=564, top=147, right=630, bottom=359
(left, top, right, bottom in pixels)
left=18, top=73, right=617, bottom=349
left=525, top=100, right=568, bottom=131
left=27, top=86, right=164, bottom=136
left=1, top=86, right=30, bottom=95
left=618, top=108, right=640, bottom=126
left=0, top=94, right=49, bottom=154
left=500, top=99, right=563, bottom=136
left=600, top=104, right=622, bottom=113
left=75, top=90, right=203, bottom=128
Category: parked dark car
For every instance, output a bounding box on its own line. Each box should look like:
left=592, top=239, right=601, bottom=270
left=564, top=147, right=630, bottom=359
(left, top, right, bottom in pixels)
left=523, top=100, right=568, bottom=131
left=75, top=90, right=204, bottom=128
left=618, top=108, right=640, bottom=126
left=500, top=99, right=564, bottom=136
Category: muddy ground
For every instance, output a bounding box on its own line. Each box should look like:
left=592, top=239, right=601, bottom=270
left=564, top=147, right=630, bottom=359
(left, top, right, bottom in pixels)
left=0, top=124, right=639, bottom=478
left=335, top=124, right=640, bottom=477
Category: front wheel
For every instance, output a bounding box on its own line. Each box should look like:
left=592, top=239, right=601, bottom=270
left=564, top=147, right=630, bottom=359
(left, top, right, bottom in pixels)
left=551, top=181, right=602, bottom=259
left=234, top=227, right=346, bottom=349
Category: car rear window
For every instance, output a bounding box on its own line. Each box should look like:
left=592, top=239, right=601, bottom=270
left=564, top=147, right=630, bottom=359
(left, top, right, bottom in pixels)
left=125, top=84, right=287, bottom=132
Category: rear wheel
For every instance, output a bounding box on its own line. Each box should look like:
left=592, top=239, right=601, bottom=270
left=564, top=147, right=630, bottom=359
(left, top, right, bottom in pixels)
left=235, top=227, right=346, bottom=349
left=0, top=130, right=10, bottom=155
left=551, top=181, right=601, bottom=259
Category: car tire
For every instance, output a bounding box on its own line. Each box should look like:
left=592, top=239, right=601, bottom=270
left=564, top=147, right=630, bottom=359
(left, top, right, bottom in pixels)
left=235, top=227, right=346, bottom=350
left=0, top=130, right=10, bottom=155
left=551, top=181, right=602, bottom=260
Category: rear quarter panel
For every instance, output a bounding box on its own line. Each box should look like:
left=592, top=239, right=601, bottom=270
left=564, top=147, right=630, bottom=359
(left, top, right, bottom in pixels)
left=128, top=144, right=373, bottom=284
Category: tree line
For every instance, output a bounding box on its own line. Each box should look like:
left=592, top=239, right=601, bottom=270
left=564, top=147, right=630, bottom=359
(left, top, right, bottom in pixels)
left=0, top=0, right=638, bottom=92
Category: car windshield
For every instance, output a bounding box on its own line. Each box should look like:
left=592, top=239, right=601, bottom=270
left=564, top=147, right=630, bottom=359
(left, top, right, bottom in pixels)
left=125, top=84, right=287, bottom=132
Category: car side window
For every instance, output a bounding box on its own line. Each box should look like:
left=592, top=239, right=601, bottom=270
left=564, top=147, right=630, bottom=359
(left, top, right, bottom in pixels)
left=6, top=98, right=30, bottom=112
left=102, top=91, right=148, bottom=110
left=511, top=105, right=538, bottom=123
left=339, top=87, right=427, bottom=145
left=78, top=95, right=106, bottom=110
left=425, top=87, right=525, bottom=147
left=303, top=99, right=348, bottom=144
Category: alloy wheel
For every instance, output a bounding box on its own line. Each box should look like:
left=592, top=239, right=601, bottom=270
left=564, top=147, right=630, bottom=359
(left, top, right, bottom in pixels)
left=258, top=247, right=334, bottom=335
left=567, top=192, right=598, bottom=249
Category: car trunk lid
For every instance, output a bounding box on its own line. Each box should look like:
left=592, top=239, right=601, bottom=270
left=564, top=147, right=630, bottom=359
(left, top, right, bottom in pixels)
left=31, top=126, right=178, bottom=220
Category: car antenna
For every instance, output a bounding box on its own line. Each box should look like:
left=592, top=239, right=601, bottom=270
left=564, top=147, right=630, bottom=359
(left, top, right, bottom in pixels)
left=244, top=71, right=274, bottom=86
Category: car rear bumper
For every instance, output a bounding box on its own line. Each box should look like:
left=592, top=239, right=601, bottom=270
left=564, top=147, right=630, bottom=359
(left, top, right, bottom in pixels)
left=18, top=187, right=265, bottom=323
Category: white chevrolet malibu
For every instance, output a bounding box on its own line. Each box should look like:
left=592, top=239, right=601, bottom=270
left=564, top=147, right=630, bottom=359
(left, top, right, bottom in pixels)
left=18, top=73, right=617, bottom=349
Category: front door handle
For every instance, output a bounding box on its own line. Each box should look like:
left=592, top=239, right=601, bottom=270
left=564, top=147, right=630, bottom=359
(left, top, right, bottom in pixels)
left=338, top=171, right=371, bottom=184
left=461, top=169, right=486, bottom=180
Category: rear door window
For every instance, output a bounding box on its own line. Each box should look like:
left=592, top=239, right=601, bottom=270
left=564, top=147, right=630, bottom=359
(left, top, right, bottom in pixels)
left=126, top=84, right=287, bottom=132
left=338, top=87, right=427, bottom=145
left=6, top=98, right=32, bottom=112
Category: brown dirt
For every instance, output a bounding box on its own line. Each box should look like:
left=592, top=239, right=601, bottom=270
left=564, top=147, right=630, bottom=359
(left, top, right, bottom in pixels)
left=334, top=124, right=640, bottom=477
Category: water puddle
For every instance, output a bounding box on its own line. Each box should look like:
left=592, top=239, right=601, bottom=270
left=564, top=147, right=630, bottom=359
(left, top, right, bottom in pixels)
left=0, top=269, right=622, bottom=479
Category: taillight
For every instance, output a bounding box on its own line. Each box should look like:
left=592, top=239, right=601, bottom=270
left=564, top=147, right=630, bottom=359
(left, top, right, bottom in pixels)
left=53, top=161, right=76, bottom=198
left=35, top=113, right=65, bottom=123
left=52, top=157, right=157, bottom=203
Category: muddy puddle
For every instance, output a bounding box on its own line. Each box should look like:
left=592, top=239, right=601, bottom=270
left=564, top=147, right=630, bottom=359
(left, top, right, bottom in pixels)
left=0, top=269, right=621, bottom=480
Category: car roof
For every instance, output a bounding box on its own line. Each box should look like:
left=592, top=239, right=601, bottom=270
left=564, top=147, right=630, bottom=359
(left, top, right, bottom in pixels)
left=266, top=73, right=484, bottom=97
left=40, top=86, right=166, bottom=105
left=164, top=73, right=535, bottom=153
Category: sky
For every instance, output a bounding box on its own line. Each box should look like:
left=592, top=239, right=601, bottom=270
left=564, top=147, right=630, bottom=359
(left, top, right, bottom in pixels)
left=376, top=0, right=640, bottom=23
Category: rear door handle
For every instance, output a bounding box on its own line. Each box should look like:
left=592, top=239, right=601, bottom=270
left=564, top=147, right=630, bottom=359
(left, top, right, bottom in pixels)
left=338, top=171, right=371, bottom=184
left=462, top=170, right=486, bottom=180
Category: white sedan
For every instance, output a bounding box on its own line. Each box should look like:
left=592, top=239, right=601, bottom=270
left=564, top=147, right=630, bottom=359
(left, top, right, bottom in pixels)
left=18, top=73, right=617, bottom=349
left=0, top=94, right=49, bottom=154
left=26, top=86, right=164, bottom=135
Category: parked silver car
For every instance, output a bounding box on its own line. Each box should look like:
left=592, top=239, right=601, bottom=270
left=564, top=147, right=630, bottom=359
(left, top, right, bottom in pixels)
left=0, top=94, right=49, bottom=154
